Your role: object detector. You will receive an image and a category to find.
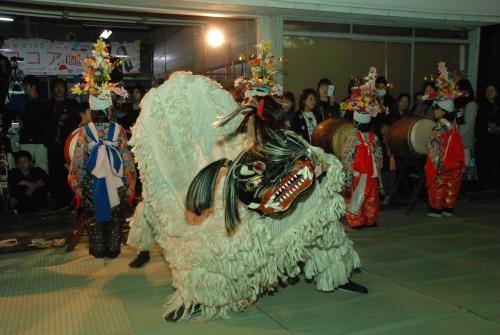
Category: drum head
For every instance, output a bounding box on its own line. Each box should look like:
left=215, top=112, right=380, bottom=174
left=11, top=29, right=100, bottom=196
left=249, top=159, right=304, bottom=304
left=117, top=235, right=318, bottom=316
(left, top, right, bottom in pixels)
left=64, top=128, right=80, bottom=163
left=409, top=119, right=434, bottom=155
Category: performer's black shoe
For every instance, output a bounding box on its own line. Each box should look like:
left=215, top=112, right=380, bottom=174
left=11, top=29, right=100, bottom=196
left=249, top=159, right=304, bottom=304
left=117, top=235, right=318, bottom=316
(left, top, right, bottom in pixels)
left=427, top=207, right=442, bottom=218
left=129, top=251, right=150, bottom=268
left=107, top=250, right=121, bottom=259
left=339, top=280, right=369, bottom=294
left=91, top=253, right=106, bottom=259
left=442, top=208, right=454, bottom=217
left=164, top=304, right=201, bottom=322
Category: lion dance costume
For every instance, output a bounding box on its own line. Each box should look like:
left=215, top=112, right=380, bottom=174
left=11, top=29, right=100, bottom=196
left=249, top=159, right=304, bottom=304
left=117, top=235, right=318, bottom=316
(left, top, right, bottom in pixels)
left=424, top=62, right=465, bottom=217
left=341, top=67, right=385, bottom=228
left=127, top=42, right=363, bottom=321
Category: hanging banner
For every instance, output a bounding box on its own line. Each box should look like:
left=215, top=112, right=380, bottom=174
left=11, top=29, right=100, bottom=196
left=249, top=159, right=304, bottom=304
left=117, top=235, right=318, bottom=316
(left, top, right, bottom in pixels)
left=0, top=39, right=141, bottom=75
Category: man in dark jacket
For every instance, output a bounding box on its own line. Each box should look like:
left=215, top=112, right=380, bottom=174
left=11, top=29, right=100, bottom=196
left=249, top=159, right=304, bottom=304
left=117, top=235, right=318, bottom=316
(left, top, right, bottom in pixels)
left=45, top=78, right=80, bottom=207
left=7, top=75, right=49, bottom=173
left=8, top=150, right=49, bottom=213
left=0, top=35, right=11, bottom=105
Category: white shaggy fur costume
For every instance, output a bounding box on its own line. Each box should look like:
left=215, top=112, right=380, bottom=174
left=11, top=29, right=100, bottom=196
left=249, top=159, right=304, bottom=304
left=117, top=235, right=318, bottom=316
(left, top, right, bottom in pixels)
left=127, top=72, right=361, bottom=320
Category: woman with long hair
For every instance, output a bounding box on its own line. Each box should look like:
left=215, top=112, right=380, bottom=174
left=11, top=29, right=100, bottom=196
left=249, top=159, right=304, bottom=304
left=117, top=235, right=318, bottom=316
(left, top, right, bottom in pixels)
left=290, top=88, right=317, bottom=143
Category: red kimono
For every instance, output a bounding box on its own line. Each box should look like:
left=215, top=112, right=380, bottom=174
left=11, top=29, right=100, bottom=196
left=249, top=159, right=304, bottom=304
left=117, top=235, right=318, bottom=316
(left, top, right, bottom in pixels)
left=342, top=130, right=382, bottom=228
left=425, top=122, right=464, bottom=213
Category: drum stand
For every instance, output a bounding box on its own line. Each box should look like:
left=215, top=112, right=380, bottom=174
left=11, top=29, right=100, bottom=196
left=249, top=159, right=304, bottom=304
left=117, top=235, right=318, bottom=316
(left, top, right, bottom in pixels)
left=389, top=155, right=426, bottom=212
left=65, top=209, right=93, bottom=252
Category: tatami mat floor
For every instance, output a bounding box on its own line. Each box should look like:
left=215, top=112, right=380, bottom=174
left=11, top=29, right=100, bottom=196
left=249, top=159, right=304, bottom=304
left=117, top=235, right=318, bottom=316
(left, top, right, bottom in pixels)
left=1, top=200, right=500, bottom=335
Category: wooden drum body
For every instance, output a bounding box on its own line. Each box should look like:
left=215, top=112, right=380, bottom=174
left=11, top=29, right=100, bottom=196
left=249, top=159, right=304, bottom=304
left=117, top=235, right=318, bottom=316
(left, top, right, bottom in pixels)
left=64, top=128, right=80, bottom=163
left=387, top=116, right=434, bottom=158
left=311, top=118, right=354, bottom=159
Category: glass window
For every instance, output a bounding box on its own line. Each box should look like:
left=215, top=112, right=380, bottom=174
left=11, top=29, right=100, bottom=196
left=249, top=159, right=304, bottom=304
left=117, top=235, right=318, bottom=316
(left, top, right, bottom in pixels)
left=353, top=25, right=412, bottom=37
left=351, top=40, right=386, bottom=81
left=283, top=36, right=351, bottom=102
left=413, top=42, right=461, bottom=94
left=387, top=42, right=412, bottom=99
left=415, top=28, right=468, bottom=40
left=284, top=20, right=350, bottom=34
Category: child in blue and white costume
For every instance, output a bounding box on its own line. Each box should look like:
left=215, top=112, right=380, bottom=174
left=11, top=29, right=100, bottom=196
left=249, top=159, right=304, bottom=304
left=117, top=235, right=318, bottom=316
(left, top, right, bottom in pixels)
left=68, top=39, right=136, bottom=258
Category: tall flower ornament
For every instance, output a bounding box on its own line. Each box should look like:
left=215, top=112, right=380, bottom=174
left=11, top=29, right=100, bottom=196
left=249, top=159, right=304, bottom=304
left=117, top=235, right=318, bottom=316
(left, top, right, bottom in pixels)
left=235, top=41, right=283, bottom=98
left=422, top=61, right=463, bottom=103
left=71, top=39, right=127, bottom=111
left=340, top=66, right=388, bottom=119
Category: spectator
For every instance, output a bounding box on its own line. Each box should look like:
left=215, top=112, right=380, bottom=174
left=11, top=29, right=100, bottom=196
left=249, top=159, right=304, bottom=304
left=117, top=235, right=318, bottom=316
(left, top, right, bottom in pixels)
left=373, top=76, right=396, bottom=128
left=394, top=93, right=411, bottom=121
left=0, top=112, right=10, bottom=155
left=282, top=91, right=296, bottom=125
left=315, top=78, right=340, bottom=121
left=291, top=88, right=317, bottom=143
left=476, top=83, right=500, bottom=188
left=119, top=84, right=144, bottom=138
left=372, top=77, right=396, bottom=200
left=45, top=78, right=80, bottom=207
left=7, top=75, right=49, bottom=172
left=412, top=81, right=436, bottom=119
left=455, top=79, right=478, bottom=168
left=46, top=78, right=80, bottom=144
left=452, top=69, right=465, bottom=83
left=8, top=150, right=49, bottom=213
left=0, top=35, right=11, bottom=105
left=410, top=91, right=425, bottom=116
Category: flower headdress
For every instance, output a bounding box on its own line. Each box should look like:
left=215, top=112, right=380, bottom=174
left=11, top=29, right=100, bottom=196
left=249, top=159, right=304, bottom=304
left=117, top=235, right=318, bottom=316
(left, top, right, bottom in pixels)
left=422, top=62, right=462, bottom=102
left=234, top=41, right=283, bottom=99
left=422, top=62, right=464, bottom=113
left=340, top=66, right=388, bottom=123
left=71, top=39, right=127, bottom=111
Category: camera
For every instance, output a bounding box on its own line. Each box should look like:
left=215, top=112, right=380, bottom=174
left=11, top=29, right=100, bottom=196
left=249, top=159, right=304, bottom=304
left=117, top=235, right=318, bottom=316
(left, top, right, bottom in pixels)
left=327, top=85, right=335, bottom=97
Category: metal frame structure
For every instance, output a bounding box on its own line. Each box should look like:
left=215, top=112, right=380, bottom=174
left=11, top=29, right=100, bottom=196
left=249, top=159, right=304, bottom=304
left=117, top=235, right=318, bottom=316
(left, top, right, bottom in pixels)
left=279, top=18, right=480, bottom=97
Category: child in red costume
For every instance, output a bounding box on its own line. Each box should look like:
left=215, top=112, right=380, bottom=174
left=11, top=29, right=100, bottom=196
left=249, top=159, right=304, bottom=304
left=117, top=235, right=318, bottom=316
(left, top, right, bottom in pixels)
left=425, top=99, right=464, bottom=217
left=423, top=62, right=465, bottom=218
left=341, top=67, right=386, bottom=228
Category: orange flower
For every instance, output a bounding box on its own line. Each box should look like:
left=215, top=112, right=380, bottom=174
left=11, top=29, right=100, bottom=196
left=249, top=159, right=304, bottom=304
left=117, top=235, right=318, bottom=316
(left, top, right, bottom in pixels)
left=84, top=58, right=94, bottom=68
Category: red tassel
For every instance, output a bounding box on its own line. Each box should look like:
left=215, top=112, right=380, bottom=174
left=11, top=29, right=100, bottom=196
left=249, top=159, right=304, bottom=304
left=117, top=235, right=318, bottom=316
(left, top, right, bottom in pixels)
left=127, top=190, right=136, bottom=208
left=257, top=99, right=265, bottom=120
left=75, top=195, right=82, bottom=210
